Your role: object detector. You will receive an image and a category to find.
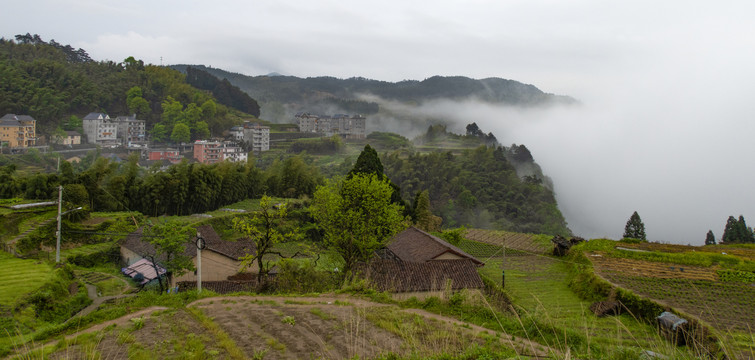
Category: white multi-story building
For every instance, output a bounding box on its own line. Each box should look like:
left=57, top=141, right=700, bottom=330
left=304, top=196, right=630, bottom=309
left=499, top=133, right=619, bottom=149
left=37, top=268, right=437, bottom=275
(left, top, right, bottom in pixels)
left=294, top=112, right=365, bottom=139
left=82, top=112, right=118, bottom=145
left=114, top=115, right=146, bottom=145
left=222, top=142, right=248, bottom=163
left=242, top=122, right=270, bottom=152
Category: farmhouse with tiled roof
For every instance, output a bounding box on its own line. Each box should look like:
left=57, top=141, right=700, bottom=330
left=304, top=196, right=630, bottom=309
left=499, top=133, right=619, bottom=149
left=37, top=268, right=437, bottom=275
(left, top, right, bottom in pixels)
left=120, top=225, right=257, bottom=286
left=358, top=227, right=485, bottom=299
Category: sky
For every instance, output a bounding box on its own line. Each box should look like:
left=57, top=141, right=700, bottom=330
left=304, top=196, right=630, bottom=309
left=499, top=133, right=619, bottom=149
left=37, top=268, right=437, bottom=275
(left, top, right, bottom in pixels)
left=4, top=0, right=755, bottom=244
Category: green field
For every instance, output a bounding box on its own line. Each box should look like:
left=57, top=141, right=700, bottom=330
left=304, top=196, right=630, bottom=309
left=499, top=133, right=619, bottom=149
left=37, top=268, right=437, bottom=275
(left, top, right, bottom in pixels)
left=0, top=251, right=52, bottom=306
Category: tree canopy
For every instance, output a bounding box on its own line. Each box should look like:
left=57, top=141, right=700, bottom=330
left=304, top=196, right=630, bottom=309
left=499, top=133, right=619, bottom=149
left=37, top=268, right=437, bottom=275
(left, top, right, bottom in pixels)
left=623, top=211, right=646, bottom=241
left=311, top=174, right=406, bottom=273
left=722, top=215, right=755, bottom=244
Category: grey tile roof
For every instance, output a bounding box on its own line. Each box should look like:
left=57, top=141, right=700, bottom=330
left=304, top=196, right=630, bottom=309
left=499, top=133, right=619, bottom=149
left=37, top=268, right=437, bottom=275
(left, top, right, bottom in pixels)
left=121, top=225, right=255, bottom=261
left=355, top=259, right=484, bottom=292
left=386, top=227, right=483, bottom=265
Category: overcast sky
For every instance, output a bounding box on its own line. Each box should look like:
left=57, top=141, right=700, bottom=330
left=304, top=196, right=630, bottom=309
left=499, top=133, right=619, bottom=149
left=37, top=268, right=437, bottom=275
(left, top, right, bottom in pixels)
left=4, top=0, right=755, bottom=244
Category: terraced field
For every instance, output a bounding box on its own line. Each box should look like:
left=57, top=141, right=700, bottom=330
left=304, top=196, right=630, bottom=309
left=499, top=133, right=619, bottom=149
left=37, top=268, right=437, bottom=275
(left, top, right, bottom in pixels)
left=589, top=253, right=719, bottom=281
left=456, top=233, right=666, bottom=350
left=0, top=251, right=52, bottom=306
left=464, top=229, right=549, bottom=254
left=590, top=255, right=755, bottom=333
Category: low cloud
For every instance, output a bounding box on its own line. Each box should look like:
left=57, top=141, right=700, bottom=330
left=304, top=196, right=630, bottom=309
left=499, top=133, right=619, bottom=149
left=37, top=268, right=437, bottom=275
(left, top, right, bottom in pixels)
left=363, top=92, right=755, bottom=245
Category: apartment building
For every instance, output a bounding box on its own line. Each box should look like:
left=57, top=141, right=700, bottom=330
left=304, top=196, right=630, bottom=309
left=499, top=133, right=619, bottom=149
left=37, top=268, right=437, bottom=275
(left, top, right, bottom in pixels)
left=0, top=114, right=36, bottom=148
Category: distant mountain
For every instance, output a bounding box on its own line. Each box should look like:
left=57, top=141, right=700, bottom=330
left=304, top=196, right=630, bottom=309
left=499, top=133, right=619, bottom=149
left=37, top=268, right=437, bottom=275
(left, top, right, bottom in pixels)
left=170, top=65, right=576, bottom=114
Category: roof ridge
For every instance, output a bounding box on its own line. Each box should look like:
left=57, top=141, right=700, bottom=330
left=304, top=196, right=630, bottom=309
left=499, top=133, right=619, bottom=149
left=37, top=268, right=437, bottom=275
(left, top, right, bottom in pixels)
left=407, top=226, right=482, bottom=265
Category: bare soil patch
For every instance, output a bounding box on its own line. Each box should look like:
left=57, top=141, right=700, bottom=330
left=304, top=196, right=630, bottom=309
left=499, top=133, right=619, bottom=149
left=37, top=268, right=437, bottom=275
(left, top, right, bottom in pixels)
left=37, top=295, right=555, bottom=359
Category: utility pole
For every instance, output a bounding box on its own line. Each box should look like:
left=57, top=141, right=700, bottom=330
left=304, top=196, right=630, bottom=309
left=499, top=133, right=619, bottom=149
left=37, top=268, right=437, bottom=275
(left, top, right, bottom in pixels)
left=56, top=185, right=63, bottom=263
left=195, top=231, right=206, bottom=293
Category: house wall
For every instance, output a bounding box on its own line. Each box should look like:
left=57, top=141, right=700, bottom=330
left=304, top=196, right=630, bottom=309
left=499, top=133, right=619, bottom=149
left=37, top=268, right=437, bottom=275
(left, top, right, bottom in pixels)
left=172, top=250, right=255, bottom=286
left=120, top=247, right=142, bottom=267
left=121, top=246, right=258, bottom=287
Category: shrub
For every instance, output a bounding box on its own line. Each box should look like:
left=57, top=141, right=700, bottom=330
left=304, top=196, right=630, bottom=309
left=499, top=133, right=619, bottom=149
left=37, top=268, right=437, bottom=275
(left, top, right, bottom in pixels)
left=66, top=243, right=120, bottom=267
left=275, top=258, right=337, bottom=293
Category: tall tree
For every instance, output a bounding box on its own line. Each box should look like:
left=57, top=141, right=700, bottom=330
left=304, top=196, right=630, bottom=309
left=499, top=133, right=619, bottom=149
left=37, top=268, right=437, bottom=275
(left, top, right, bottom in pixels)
left=348, top=144, right=384, bottom=178
left=413, top=190, right=442, bottom=232
left=705, top=230, right=716, bottom=245
left=232, top=196, right=299, bottom=284
left=722, top=216, right=739, bottom=244
left=724, top=215, right=755, bottom=244
left=170, top=123, right=191, bottom=144
left=623, top=211, right=646, bottom=240
left=736, top=215, right=755, bottom=244
left=311, top=174, right=406, bottom=274
left=143, top=219, right=194, bottom=293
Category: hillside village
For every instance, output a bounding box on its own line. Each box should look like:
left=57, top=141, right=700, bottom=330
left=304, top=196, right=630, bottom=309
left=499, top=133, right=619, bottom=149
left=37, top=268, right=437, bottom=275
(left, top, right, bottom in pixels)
left=1, top=110, right=366, bottom=166
left=2, top=37, right=755, bottom=360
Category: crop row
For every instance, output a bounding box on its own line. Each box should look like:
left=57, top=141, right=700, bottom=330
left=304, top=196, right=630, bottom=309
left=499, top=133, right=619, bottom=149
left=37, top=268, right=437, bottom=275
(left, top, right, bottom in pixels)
left=0, top=252, right=52, bottom=306
left=464, top=229, right=548, bottom=254
left=589, top=253, right=718, bottom=281
left=603, top=274, right=755, bottom=332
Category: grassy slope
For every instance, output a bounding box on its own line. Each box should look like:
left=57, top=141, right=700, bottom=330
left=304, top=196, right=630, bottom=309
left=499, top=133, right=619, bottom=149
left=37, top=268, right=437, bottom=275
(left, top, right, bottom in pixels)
left=0, top=251, right=52, bottom=306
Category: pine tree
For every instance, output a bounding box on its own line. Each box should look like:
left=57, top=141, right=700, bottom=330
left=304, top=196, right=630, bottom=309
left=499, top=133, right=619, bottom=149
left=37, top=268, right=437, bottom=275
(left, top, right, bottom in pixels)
left=736, top=215, right=755, bottom=244
left=722, top=216, right=738, bottom=243
left=348, top=144, right=383, bottom=178
left=705, top=230, right=716, bottom=245
left=623, top=211, right=646, bottom=240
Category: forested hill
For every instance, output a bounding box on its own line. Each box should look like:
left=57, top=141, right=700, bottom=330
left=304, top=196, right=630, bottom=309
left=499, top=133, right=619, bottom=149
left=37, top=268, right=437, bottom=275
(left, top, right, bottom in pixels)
left=170, top=64, right=577, bottom=114
left=0, top=34, right=258, bottom=139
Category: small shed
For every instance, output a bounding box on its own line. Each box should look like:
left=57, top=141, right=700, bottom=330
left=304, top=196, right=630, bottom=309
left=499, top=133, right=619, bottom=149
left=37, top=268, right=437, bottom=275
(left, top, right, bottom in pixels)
left=656, top=311, right=689, bottom=345
left=122, top=258, right=166, bottom=285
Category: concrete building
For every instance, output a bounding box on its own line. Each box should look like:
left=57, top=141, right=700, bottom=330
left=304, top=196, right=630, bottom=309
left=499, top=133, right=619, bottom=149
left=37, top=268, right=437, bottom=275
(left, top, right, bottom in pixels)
left=114, top=115, right=146, bottom=145
left=0, top=114, right=36, bottom=148
left=242, top=122, right=270, bottom=152
left=193, top=140, right=222, bottom=164
left=82, top=112, right=118, bottom=145
left=61, top=131, right=81, bottom=145
left=148, top=149, right=182, bottom=163
left=222, top=142, right=248, bottom=163
left=194, top=140, right=247, bottom=164
left=295, top=112, right=366, bottom=139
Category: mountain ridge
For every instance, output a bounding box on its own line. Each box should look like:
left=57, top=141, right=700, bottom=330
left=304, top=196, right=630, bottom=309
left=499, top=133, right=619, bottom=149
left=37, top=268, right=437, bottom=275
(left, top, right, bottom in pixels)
left=170, top=65, right=577, bottom=113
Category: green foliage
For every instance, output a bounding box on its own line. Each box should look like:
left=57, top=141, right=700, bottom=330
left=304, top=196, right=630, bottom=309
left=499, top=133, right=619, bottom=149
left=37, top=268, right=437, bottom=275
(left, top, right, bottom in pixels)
left=0, top=37, right=254, bottom=142
left=311, top=174, right=406, bottom=273
left=435, top=227, right=466, bottom=246
left=365, top=132, right=412, bottom=150
left=25, top=264, right=92, bottom=322
left=289, top=135, right=343, bottom=154
left=705, top=230, right=716, bottom=245
left=143, top=219, right=195, bottom=292
left=170, top=122, right=191, bottom=144
left=622, top=211, right=646, bottom=241
left=232, top=195, right=300, bottom=282
left=383, top=146, right=570, bottom=235
left=348, top=144, right=384, bottom=178
left=185, top=66, right=260, bottom=117
left=275, top=258, right=336, bottom=293
left=722, top=215, right=755, bottom=244
left=717, top=269, right=755, bottom=283
left=66, top=242, right=120, bottom=267
left=413, top=190, right=442, bottom=232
